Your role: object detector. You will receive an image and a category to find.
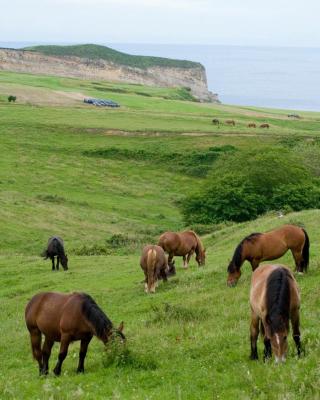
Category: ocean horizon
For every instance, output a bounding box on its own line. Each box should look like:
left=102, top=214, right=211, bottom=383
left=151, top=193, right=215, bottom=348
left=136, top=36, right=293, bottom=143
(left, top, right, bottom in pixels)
left=1, top=41, right=320, bottom=112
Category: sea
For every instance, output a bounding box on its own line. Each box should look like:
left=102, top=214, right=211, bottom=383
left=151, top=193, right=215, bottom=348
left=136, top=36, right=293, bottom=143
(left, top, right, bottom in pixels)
left=1, top=41, right=320, bottom=111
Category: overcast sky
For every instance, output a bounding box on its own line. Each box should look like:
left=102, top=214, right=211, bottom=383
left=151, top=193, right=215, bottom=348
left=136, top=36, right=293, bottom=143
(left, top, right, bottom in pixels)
left=1, top=0, right=320, bottom=47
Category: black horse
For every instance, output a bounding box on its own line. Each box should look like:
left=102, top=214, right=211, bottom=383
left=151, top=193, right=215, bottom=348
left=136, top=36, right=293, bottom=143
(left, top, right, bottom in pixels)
left=42, top=236, right=68, bottom=271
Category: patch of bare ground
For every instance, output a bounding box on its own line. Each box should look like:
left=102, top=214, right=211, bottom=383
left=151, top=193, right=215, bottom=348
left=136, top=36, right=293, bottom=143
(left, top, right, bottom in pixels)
left=0, top=83, right=85, bottom=106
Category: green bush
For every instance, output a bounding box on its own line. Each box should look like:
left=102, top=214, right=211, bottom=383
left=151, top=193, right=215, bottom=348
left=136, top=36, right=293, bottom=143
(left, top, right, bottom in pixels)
left=181, top=148, right=320, bottom=224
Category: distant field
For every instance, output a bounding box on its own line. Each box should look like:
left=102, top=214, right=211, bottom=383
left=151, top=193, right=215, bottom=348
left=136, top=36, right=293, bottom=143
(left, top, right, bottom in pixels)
left=0, top=71, right=319, bottom=399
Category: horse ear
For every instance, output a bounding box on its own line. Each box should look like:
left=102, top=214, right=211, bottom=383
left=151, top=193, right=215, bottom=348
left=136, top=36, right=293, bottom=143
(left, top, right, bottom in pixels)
left=117, top=321, right=124, bottom=332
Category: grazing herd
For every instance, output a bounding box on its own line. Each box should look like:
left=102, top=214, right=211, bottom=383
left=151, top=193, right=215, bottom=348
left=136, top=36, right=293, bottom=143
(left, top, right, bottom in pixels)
left=212, top=118, right=270, bottom=128
left=25, top=223, right=309, bottom=375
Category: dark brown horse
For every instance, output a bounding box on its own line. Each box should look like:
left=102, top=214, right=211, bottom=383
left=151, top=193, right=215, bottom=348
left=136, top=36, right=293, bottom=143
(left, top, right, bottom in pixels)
left=41, top=236, right=68, bottom=271
left=212, top=118, right=220, bottom=125
left=260, top=123, right=270, bottom=128
left=140, top=245, right=175, bottom=293
left=25, top=292, right=125, bottom=376
left=225, top=119, right=236, bottom=126
left=227, top=225, right=309, bottom=287
left=158, top=230, right=206, bottom=268
left=250, top=264, right=301, bottom=363
left=247, top=123, right=256, bottom=128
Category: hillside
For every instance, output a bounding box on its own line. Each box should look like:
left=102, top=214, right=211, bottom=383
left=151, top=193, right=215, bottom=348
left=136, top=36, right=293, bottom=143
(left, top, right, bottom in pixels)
left=0, top=71, right=320, bottom=399
left=0, top=44, right=218, bottom=102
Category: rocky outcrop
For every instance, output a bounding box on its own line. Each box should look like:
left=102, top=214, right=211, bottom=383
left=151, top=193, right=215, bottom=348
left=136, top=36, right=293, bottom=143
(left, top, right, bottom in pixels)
left=0, top=48, right=219, bottom=103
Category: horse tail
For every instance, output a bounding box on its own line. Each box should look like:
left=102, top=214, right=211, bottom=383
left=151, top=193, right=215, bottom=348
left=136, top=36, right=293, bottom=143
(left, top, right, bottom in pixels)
left=81, top=293, right=113, bottom=342
left=146, top=248, right=157, bottom=292
left=266, top=268, right=291, bottom=333
left=301, top=228, right=310, bottom=272
left=54, top=238, right=65, bottom=257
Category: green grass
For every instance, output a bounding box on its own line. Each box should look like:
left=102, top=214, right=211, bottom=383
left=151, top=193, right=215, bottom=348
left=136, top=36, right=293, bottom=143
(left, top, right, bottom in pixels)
left=23, top=44, right=203, bottom=70
left=0, top=71, right=320, bottom=399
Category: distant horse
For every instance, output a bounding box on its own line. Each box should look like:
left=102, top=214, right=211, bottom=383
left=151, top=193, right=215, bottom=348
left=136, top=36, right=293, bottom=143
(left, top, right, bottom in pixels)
left=227, top=225, right=309, bottom=287
left=158, top=230, right=206, bottom=268
left=42, top=236, right=68, bottom=271
left=212, top=118, right=220, bottom=125
left=225, top=119, right=236, bottom=126
left=8, top=95, right=16, bottom=102
left=25, top=292, right=125, bottom=375
left=248, top=123, right=256, bottom=128
left=250, top=264, right=301, bottom=363
left=140, top=245, right=176, bottom=293
left=260, top=123, right=270, bottom=128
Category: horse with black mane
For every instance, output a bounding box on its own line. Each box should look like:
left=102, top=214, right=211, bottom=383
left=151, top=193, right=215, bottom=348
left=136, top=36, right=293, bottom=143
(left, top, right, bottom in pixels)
left=158, top=230, right=206, bottom=268
left=42, top=236, right=68, bottom=271
left=227, top=225, right=309, bottom=287
left=250, top=264, right=301, bottom=363
left=25, top=292, right=125, bottom=375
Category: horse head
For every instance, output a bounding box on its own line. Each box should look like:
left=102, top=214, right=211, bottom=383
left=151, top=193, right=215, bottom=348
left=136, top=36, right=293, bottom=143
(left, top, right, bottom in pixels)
left=266, top=315, right=289, bottom=363
left=61, top=254, right=68, bottom=270
left=167, top=260, right=176, bottom=277
left=196, top=248, right=206, bottom=266
left=107, top=322, right=126, bottom=343
left=227, top=261, right=241, bottom=287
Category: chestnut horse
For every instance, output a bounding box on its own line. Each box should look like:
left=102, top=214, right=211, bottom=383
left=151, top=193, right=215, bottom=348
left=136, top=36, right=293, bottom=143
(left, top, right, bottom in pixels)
left=250, top=264, right=301, bottom=363
left=25, top=292, right=125, bottom=376
left=227, top=225, right=309, bottom=287
left=140, top=245, right=176, bottom=293
left=225, top=119, right=236, bottom=126
left=158, top=230, right=205, bottom=268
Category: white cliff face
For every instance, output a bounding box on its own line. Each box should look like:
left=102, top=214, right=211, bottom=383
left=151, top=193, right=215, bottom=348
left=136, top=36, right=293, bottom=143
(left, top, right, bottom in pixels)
left=0, top=48, right=219, bottom=103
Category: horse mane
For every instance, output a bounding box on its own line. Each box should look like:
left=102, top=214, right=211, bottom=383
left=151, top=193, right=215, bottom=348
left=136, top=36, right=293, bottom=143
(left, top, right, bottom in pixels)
left=266, top=268, right=291, bottom=333
left=228, top=233, right=261, bottom=272
left=81, top=294, right=113, bottom=340
left=187, top=230, right=203, bottom=254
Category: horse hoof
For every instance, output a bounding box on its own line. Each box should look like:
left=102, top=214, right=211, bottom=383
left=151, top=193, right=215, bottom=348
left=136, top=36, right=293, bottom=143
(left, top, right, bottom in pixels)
left=53, top=368, right=61, bottom=376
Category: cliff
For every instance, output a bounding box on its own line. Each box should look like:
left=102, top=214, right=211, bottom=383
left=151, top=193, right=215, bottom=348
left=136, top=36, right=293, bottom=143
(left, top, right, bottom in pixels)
left=0, top=45, right=219, bottom=103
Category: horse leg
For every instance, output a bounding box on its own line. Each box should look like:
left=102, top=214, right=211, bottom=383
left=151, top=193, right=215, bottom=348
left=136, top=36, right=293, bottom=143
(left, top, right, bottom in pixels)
left=51, top=256, right=55, bottom=271
left=144, top=271, right=148, bottom=293
left=30, top=328, right=43, bottom=374
left=77, top=335, right=93, bottom=373
left=41, top=337, right=54, bottom=375
left=291, top=249, right=303, bottom=273
left=250, top=311, right=259, bottom=360
left=250, top=259, right=260, bottom=271
left=186, top=251, right=194, bottom=268
left=56, top=256, right=60, bottom=271
left=182, top=255, right=188, bottom=269
left=53, top=334, right=71, bottom=376
left=291, top=307, right=301, bottom=357
left=260, top=322, right=271, bottom=361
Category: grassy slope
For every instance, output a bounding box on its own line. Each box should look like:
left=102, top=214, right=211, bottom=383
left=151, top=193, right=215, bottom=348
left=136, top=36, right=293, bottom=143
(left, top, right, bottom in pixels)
left=23, top=44, right=202, bottom=70
left=0, top=71, right=320, bottom=399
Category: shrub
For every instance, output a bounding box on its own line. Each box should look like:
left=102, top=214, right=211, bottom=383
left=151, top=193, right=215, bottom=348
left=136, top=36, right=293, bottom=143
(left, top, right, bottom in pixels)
left=181, top=148, right=320, bottom=224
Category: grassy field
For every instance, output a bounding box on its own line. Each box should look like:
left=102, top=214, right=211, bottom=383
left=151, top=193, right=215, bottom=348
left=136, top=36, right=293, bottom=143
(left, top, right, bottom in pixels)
left=0, top=71, right=320, bottom=399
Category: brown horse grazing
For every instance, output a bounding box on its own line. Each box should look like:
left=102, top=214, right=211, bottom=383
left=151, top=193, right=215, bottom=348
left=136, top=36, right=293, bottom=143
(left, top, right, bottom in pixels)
left=25, top=292, right=125, bottom=376
left=158, top=230, right=206, bottom=268
left=140, top=245, right=176, bottom=293
left=260, top=123, right=270, bottom=128
left=250, top=264, right=301, bottom=363
left=247, top=123, right=256, bottom=128
left=225, top=119, right=236, bottom=126
left=227, top=225, right=309, bottom=287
